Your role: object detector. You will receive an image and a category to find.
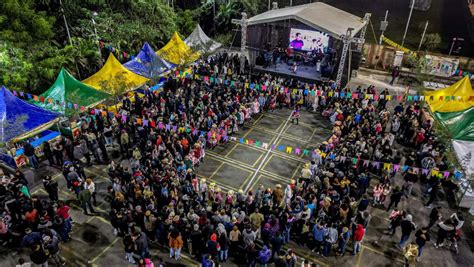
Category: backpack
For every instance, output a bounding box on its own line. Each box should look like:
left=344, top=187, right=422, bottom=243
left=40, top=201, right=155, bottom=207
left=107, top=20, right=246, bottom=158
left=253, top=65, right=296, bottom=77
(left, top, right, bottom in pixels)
left=258, top=249, right=271, bottom=263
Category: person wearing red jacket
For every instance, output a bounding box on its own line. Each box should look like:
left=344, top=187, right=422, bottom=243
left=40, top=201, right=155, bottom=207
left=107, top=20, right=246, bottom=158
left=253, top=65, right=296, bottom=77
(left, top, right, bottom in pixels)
left=353, top=224, right=365, bottom=255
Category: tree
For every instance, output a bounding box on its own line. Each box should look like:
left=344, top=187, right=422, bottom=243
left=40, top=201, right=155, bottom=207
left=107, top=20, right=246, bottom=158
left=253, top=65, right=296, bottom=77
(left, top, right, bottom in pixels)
left=422, top=33, right=441, bottom=52
left=177, top=9, right=198, bottom=37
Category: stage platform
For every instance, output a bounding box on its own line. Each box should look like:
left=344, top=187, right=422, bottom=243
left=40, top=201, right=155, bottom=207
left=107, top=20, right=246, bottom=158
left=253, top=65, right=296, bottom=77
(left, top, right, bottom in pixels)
left=253, top=63, right=326, bottom=83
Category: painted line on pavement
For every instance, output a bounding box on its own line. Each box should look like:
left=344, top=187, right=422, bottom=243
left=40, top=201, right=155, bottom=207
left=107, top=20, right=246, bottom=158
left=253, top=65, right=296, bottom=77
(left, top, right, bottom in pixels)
left=89, top=237, right=120, bottom=263
left=244, top=112, right=293, bottom=192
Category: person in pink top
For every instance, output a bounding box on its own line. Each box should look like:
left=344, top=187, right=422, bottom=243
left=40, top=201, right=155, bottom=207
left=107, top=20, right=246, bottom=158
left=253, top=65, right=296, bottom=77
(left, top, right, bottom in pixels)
left=372, top=184, right=383, bottom=206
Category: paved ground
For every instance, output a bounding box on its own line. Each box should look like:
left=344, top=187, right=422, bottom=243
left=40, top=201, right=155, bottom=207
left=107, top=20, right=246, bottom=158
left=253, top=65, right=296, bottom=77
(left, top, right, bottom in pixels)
left=1, top=107, right=473, bottom=267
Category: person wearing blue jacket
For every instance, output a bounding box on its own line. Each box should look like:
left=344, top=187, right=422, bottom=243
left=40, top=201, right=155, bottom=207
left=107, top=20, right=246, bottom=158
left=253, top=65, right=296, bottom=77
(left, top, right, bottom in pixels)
left=312, top=223, right=327, bottom=254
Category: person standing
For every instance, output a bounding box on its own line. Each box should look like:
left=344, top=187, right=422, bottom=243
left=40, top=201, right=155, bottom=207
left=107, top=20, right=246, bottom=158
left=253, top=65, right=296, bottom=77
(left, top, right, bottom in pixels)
left=84, top=178, right=97, bottom=206
left=206, top=233, right=220, bottom=262
left=353, top=224, right=365, bottom=255
left=24, top=142, right=38, bottom=169
left=29, top=244, right=49, bottom=267
left=398, top=215, right=416, bottom=249
left=43, top=176, right=58, bottom=201
left=386, top=186, right=403, bottom=211
left=291, top=105, right=300, bottom=125
left=132, top=230, right=150, bottom=259
left=168, top=229, right=184, bottom=260
left=390, top=66, right=400, bottom=85
left=123, top=233, right=136, bottom=264
left=53, top=142, right=64, bottom=167
left=403, top=242, right=418, bottom=267
left=323, top=223, right=338, bottom=257
left=42, top=141, right=55, bottom=166
left=425, top=181, right=440, bottom=208
left=42, top=235, right=65, bottom=266
left=190, top=224, right=204, bottom=260
left=78, top=187, right=95, bottom=215
left=218, top=231, right=229, bottom=262
left=427, top=206, right=442, bottom=229
left=414, top=227, right=430, bottom=262
left=337, top=227, right=351, bottom=256
left=64, top=137, right=75, bottom=161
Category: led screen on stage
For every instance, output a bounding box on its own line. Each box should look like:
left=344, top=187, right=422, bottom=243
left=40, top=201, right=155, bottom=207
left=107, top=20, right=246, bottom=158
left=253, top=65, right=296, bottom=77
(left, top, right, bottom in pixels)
left=288, top=28, right=329, bottom=53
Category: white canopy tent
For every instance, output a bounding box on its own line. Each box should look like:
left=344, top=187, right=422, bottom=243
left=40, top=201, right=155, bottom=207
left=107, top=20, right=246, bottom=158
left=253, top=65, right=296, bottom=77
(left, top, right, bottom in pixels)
left=184, top=24, right=222, bottom=53
left=247, top=2, right=366, bottom=39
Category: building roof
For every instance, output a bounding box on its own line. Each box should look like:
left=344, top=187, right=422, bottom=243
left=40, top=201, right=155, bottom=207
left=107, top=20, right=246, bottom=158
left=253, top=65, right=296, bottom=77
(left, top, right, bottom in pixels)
left=247, top=2, right=366, bottom=39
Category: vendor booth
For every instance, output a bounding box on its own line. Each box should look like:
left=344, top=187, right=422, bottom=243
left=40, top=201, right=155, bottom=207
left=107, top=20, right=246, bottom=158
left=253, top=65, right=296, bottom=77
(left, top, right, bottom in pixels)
left=124, top=42, right=173, bottom=79
left=82, top=53, right=149, bottom=92
left=157, top=32, right=200, bottom=65
left=0, top=86, right=60, bottom=168
left=184, top=25, right=222, bottom=53
left=35, top=68, right=111, bottom=115
left=425, top=76, right=474, bottom=208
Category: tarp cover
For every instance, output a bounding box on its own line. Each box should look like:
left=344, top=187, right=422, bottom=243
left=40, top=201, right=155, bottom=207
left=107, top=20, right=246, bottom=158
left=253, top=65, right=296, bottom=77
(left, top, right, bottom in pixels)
left=184, top=25, right=222, bottom=53
left=247, top=2, right=365, bottom=39
left=37, top=68, right=111, bottom=115
left=435, top=107, right=474, bottom=142
left=82, top=53, right=149, bottom=92
left=124, top=42, right=173, bottom=78
left=452, top=140, right=474, bottom=176
left=425, top=76, right=474, bottom=113
left=157, top=32, right=200, bottom=65
left=0, top=86, right=58, bottom=143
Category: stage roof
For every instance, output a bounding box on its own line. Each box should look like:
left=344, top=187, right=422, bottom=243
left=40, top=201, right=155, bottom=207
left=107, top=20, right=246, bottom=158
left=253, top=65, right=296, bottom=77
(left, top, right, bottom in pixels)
left=247, top=2, right=365, bottom=39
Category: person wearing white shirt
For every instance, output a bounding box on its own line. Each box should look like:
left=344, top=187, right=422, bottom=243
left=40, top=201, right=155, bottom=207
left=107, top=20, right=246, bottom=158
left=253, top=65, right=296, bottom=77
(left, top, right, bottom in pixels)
left=84, top=178, right=97, bottom=206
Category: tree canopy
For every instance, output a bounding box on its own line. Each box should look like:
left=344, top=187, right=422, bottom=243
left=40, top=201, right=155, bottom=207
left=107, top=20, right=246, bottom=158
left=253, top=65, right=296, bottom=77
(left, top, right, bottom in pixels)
left=0, top=0, right=260, bottom=94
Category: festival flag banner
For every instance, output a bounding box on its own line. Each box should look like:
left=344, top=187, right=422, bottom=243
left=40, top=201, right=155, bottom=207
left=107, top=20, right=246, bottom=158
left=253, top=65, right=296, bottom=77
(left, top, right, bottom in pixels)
left=295, top=148, right=301, bottom=155
left=421, top=168, right=429, bottom=176
left=393, top=164, right=400, bottom=172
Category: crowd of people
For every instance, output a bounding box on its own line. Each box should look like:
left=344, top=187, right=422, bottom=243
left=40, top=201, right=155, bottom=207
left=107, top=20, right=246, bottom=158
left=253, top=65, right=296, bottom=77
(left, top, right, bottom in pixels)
left=0, top=51, right=466, bottom=267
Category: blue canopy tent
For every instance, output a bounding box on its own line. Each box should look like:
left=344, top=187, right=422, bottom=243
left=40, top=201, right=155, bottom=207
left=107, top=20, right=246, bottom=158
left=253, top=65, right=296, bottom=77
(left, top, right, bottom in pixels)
left=0, top=86, right=59, bottom=143
left=124, top=42, right=174, bottom=79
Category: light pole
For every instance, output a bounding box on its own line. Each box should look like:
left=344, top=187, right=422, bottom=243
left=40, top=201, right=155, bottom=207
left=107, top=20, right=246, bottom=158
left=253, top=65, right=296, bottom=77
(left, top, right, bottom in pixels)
left=417, top=20, right=429, bottom=52
left=401, top=0, right=415, bottom=47
left=379, top=10, right=389, bottom=45
left=59, top=0, right=81, bottom=78
left=92, top=12, right=103, bottom=67
left=213, top=0, right=216, bottom=35
left=59, top=0, right=72, bottom=46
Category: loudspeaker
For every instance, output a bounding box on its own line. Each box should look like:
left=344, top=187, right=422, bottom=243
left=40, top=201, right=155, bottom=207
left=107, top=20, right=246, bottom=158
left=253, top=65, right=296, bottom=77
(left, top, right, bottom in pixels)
left=350, top=51, right=362, bottom=71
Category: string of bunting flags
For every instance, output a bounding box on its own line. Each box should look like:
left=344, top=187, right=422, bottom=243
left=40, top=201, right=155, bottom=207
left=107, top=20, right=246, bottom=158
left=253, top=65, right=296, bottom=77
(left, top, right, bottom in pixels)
left=228, top=136, right=460, bottom=180
left=174, top=72, right=474, bottom=102
left=87, top=106, right=460, bottom=180
left=8, top=72, right=474, bottom=112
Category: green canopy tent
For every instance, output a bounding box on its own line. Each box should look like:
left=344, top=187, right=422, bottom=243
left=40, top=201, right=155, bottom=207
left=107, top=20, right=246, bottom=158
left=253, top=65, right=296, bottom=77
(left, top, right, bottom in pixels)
left=35, top=68, right=111, bottom=115
left=435, top=107, right=474, bottom=142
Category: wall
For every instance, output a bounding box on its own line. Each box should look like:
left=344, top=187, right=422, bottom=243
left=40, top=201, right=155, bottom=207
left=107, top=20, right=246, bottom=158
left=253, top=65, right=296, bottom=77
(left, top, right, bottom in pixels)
left=362, top=43, right=474, bottom=73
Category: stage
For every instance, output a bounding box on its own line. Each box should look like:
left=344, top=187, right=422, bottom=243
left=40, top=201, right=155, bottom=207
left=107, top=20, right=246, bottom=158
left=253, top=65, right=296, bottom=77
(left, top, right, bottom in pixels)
left=253, top=62, right=325, bottom=82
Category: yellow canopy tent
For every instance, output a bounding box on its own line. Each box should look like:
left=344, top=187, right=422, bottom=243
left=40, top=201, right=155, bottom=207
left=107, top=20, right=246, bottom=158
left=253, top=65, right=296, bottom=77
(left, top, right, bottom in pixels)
left=157, top=32, right=200, bottom=65
left=425, top=76, right=474, bottom=113
left=82, top=53, right=149, bottom=92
